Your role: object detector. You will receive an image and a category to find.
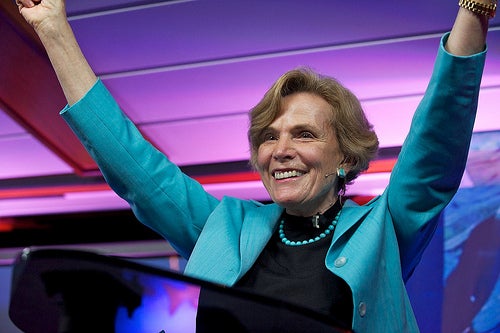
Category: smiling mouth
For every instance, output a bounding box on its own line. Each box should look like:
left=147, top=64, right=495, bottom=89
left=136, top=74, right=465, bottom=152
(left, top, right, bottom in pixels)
left=274, top=170, right=304, bottom=180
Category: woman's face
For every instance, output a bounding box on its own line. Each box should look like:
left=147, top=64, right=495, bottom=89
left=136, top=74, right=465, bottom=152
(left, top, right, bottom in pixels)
left=256, top=92, right=345, bottom=216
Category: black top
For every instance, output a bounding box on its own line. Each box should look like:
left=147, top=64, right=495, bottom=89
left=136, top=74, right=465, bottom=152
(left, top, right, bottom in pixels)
left=234, top=200, right=353, bottom=329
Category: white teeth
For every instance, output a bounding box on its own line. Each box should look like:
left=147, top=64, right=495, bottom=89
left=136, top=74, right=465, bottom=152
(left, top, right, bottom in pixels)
left=274, top=170, right=304, bottom=180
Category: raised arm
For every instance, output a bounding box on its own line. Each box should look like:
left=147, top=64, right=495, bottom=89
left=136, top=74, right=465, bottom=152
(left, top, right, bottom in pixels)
left=16, top=0, right=96, bottom=105
left=447, top=2, right=494, bottom=55
left=16, top=0, right=222, bottom=258
left=388, top=1, right=494, bottom=278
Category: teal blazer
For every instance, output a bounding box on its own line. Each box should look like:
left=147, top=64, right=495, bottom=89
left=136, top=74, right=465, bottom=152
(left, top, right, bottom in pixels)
left=61, top=34, right=486, bottom=332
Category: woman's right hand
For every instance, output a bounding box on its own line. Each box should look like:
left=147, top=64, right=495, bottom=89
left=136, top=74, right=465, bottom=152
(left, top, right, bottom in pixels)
left=16, top=0, right=67, bottom=38
left=16, top=0, right=97, bottom=105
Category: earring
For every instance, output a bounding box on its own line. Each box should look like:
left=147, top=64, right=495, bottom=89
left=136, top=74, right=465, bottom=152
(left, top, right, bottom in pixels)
left=336, top=167, right=346, bottom=179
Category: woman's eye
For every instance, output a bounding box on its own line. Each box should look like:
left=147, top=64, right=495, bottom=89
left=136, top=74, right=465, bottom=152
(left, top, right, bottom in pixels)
left=263, top=132, right=277, bottom=141
left=298, top=131, right=314, bottom=139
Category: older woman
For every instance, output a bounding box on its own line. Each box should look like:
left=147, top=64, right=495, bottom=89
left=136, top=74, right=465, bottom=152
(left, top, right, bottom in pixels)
left=17, top=0, right=494, bottom=331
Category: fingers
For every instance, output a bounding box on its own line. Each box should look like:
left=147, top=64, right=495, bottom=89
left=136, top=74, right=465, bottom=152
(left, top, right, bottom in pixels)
left=16, top=0, right=43, bottom=17
left=16, top=0, right=39, bottom=8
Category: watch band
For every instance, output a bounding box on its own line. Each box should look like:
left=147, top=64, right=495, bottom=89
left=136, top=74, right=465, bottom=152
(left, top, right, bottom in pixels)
left=459, top=0, right=497, bottom=19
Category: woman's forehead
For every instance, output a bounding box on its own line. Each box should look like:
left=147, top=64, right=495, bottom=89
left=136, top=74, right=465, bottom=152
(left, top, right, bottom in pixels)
left=276, top=93, right=333, bottom=120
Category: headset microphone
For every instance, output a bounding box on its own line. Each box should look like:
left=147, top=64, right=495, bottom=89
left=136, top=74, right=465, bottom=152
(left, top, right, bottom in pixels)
left=324, top=172, right=336, bottom=178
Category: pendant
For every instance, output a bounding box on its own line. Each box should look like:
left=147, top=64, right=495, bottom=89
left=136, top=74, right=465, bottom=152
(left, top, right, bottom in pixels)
left=312, top=214, right=320, bottom=228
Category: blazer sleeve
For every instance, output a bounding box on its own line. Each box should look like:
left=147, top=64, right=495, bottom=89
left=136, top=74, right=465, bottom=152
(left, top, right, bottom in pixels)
left=60, top=80, right=221, bottom=259
left=387, top=33, right=486, bottom=277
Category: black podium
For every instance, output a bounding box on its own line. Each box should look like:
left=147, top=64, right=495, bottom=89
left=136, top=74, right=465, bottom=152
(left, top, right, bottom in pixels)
left=9, top=248, right=351, bottom=333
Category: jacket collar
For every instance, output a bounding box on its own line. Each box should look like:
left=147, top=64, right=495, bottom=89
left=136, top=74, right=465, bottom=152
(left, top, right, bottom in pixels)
left=238, top=203, right=283, bottom=278
left=332, top=199, right=373, bottom=243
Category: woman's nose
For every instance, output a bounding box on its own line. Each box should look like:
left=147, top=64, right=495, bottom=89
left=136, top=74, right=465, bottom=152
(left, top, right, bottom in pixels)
left=272, top=137, right=295, bottom=161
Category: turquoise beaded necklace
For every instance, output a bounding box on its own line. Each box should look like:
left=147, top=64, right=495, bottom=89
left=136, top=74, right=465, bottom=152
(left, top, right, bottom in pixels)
left=279, top=209, right=341, bottom=246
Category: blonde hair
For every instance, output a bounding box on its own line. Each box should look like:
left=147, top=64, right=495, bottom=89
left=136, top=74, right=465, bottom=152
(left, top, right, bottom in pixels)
left=248, top=67, right=379, bottom=193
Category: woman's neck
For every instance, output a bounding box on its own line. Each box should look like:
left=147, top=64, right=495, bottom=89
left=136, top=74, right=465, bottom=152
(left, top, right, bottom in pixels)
left=285, top=196, right=339, bottom=217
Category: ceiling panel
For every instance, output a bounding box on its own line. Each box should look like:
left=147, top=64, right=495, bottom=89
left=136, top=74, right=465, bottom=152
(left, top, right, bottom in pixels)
left=0, top=107, right=24, bottom=136
left=0, top=105, right=72, bottom=180
left=68, top=0, right=459, bottom=74
left=141, top=113, right=250, bottom=165
left=0, top=134, right=72, bottom=179
left=104, top=37, right=441, bottom=125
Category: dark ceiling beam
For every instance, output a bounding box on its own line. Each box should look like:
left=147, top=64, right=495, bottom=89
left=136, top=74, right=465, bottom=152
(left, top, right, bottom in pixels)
left=0, top=2, right=98, bottom=175
left=0, top=158, right=397, bottom=200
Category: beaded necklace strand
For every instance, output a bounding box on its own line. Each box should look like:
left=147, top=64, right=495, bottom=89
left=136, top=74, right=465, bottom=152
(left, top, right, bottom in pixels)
left=279, top=209, right=341, bottom=246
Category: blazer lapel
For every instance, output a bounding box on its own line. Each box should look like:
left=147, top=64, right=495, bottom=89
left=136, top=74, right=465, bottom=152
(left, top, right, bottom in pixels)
left=184, top=200, right=282, bottom=286
left=333, top=199, right=373, bottom=244
left=238, top=203, right=283, bottom=277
